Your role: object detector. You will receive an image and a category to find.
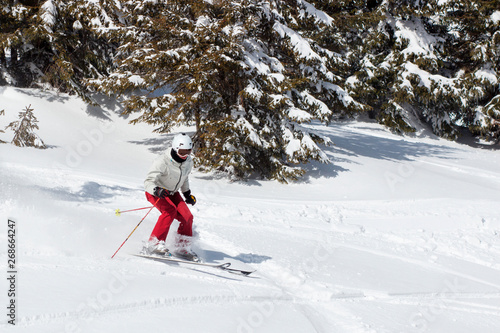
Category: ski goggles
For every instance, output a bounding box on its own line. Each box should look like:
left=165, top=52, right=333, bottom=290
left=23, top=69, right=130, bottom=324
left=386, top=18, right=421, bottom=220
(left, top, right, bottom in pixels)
left=177, top=149, right=192, bottom=159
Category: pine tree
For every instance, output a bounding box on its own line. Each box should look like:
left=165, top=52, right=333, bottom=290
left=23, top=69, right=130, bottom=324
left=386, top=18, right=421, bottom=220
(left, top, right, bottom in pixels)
left=6, top=104, right=46, bottom=148
left=343, top=0, right=500, bottom=141
left=88, top=0, right=365, bottom=182
left=0, top=0, right=118, bottom=101
left=2, top=0, right=499, bottom=179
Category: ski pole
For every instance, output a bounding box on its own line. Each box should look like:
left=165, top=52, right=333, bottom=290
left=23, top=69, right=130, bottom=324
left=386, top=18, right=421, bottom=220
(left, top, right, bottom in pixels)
left=111, top=197, right=160, bottom=259
left=115, top=206, right=154, bottom=216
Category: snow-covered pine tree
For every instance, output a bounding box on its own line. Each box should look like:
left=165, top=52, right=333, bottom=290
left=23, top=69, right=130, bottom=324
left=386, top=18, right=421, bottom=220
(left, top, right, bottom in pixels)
left=306, top=0, right=394, bottom=120
left=6, top=104, right=46, bottom=148
left=437, top=0, right=500, bottom=141
left=346, top=0, right=500, bottom=141
left=88, top=0, right=366, bottom=182
left=2, top=0, right=499, bottom=178
left=0, top=0, right=118, bottom=101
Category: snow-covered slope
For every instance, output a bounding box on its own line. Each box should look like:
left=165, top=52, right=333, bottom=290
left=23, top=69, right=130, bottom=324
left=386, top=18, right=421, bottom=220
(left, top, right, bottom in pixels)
left=1, top=86, right=499, bottom=332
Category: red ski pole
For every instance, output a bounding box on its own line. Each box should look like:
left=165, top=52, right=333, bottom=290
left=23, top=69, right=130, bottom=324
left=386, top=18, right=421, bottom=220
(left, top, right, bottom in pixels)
left=111, top=197, right=160, bottom=259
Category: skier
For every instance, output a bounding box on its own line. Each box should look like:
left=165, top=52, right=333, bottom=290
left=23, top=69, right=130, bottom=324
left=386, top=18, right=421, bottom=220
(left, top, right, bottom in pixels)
left=144, top=133, right=198, bottom=261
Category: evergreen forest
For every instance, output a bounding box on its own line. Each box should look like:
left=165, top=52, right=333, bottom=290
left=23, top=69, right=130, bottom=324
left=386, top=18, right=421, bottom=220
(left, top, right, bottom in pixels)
left=1, top=0, right=499, bottom=181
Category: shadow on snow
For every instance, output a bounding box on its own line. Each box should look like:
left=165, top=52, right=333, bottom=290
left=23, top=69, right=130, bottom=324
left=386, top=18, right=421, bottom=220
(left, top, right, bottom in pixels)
left=300, top=121, right=458, bottom=181
left=36, top=181, right=140, bottom=202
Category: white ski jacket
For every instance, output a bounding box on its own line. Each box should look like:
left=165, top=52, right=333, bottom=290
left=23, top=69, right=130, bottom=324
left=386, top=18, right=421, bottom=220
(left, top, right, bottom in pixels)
left=144, top=149, right=193, bottom=196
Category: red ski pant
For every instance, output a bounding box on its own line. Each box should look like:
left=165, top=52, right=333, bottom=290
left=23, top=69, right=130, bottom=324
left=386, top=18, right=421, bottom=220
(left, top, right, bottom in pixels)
left=146, top=191, right=193, bottom=242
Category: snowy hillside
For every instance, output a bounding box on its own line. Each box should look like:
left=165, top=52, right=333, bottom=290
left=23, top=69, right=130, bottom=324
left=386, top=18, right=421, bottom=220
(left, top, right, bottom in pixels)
left=1, top=86, right=500, bottom=332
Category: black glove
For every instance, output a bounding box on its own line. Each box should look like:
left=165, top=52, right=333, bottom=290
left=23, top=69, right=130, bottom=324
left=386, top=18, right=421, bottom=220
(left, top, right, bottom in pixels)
left=154, top=187, right=169, bottom=198
left=183, top=190, right=196, bottom=205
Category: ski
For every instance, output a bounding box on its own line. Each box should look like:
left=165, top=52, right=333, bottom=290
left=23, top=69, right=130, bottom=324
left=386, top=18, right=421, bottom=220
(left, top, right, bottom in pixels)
left=133, top=254, right=255, bottom=276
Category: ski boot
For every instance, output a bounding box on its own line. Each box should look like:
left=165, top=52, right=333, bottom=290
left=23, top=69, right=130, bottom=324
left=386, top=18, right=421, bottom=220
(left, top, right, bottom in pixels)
left=145, top=240, right=171, bottom=257
left=173, top=248, right=200, bottom=262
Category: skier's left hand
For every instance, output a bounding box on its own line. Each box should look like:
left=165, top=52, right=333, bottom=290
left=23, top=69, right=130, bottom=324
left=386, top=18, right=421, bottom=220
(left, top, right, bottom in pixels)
left=183, top=190, right=196, bottom=205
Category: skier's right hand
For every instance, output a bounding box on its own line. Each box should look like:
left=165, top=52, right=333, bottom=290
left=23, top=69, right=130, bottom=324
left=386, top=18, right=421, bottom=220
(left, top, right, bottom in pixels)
left=154, top=187, right=169, bottom=198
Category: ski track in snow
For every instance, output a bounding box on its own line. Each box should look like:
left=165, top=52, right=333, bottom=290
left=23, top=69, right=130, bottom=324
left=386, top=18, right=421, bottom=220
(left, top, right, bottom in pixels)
left=197, top=200, right=500, bottom=332
left=16, top=294, right=293, bottom=327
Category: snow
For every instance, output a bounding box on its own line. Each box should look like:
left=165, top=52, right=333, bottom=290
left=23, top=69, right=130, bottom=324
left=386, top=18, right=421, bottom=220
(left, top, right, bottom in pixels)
left=244, top=82, right=263, bottom=100
left=298, top=0, right=333, bottom=26
left=196, top=15, right=211, bottom=28
left=236, top=117, right=263, bottom=147
left=395, top=18, right=443, bottom=58
left=402, top=63, right=458, bottom=95
left=302, top=91, right=330, bottom=117
left=287, top=107, right=313, bottom=122
left=243, top=50, right=271, bottom=76
left=475, top=68, right=498, bottom=84
left=127, top=75, right=145, bottom=85
left=242, top=39, right=285, bottom=81
left=283, top=127, right=302, bottom=158
left=322, top=81, right=361, bottom=108
left=1, top=86, right=500, bottom=332
left=491, top=11, right=500, bottom=24
left=73, top=20, right=83, bottom=31
left=40, top=0, right=57, bottom=32
left=273, top=23, right=321, bottom=61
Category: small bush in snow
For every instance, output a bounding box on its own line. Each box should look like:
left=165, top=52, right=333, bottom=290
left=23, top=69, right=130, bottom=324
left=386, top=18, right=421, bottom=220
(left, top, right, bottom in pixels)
left=5, top=105, right=46, bottom=149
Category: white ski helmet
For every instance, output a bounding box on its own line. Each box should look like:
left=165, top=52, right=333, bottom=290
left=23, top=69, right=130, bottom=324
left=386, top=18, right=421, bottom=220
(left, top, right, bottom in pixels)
left=171, top=133, right=193, bottom=153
